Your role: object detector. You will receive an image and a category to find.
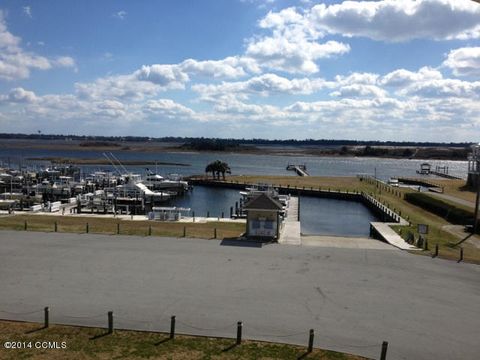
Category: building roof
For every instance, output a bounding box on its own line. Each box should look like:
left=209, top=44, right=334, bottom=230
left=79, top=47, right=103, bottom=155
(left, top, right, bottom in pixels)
left=243, top=193, right=283, bottom=211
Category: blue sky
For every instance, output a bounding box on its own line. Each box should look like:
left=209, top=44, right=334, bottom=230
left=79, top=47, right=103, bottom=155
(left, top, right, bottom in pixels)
left=0, top=0, right=480, bottom=141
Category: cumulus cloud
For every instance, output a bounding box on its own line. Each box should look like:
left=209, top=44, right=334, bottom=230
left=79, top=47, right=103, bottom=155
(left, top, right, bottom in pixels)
left=380, top=67, right=443, bottom=87
left=0, top=87, right=37, bottom=103
left=0, top=10, right=75, bottom=80
left=144, top=99, right=195, bottom=118
left=310, top=0, right=480, bottom=41
left=330, top=84, right=387, bottom=98
left=443, top=47, right=480, bottom=77
left=246, top=7, right=350, bottom=74
left=192, top=73, right=330, bottom=102
left=134, top=64, right=189, bottom=88
left=179, top=56, right=260, bottom=78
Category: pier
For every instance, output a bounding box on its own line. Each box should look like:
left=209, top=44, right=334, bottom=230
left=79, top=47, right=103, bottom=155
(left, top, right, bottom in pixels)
left=286, top=164, right=309, bottom=176
left=278, top=196, right=301, bottom=245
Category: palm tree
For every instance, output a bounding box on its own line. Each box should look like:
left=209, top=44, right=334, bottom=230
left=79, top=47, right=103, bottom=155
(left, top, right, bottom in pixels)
left=205, top=162, right=216, bottom=179
left=205, top=160, right=231, bottom=180
left=217, top=161, right=231, bottom=180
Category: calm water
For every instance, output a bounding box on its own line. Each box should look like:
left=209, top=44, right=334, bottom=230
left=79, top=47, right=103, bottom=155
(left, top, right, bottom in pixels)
left=299, top=196, right=378, bottom=237
left=0, top=146, right=464, bottom=237
left=0, top=147, right=468, bottom=180
left=165, top=186, right=378, bottom=237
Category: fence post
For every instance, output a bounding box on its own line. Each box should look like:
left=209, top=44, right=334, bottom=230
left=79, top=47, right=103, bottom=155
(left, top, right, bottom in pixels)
left=24, top=220, right=27, bottom=231
left=214, top=228, right=217, bottom=239
left=117, top=223, right=120, bottom=234
left=380, top=341, right=388, bottom=360
left=44, top=306, right=49, bottom=328
left=183, top=226, right=186, bottom=237
left=458, top=247, right=464, bottom=263
left=170, top=315, right=176, bottom=339
left=308, top=329, right=314, bottom=353
left=54, top=221, right=57, bottom=232
left=148, top=225, right=152, bottom=236
left=236, top=321, right=242, bottom=345
left=86, top=222, right=89, bottom=233
left=108, top=311, right=114, bottom=334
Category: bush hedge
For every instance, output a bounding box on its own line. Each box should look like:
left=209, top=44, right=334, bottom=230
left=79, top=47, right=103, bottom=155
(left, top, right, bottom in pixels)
left=404, top=192, right=474, bottom=225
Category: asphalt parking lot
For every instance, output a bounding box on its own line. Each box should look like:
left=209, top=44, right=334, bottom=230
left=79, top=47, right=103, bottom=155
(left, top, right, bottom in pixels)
left=0, top=231, right=479, bottom=359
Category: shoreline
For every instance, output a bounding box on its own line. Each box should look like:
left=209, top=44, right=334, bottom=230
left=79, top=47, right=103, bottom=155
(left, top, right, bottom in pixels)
left=0, top=139, right=469, bottom=162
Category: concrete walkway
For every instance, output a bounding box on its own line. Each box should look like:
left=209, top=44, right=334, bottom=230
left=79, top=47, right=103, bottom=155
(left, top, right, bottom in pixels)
left=370, top=222, right=419, bottom=251
left=0, top=231, right=479, bottom=360
left=278, top=196, right=301, bottom=245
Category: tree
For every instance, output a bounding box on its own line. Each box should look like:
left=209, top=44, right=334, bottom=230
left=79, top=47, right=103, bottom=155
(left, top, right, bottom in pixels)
left=205, top=162, right=216, bottom=179
left=205, top=160, right=231, bottom=180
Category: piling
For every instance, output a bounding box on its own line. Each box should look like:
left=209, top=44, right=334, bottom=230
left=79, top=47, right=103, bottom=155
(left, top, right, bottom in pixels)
left=170, top=315, right=176, bottom=339
left=108, top=311, right=114, bottom=334
left=236, top=321, right=243, bottom=345
left=380, top=341, right=388, bottom=360
left=308, top=329, right=314, bottom=353
left=44, top=307, right=49, bottom=328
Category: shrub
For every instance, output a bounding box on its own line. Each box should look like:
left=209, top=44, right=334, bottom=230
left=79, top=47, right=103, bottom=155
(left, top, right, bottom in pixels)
left=404, top=192, right=474, bottom=225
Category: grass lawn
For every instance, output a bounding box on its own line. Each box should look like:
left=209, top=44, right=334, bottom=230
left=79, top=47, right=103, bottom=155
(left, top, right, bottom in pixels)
left=0, top=321, right=369, bottom=360
left=0, top=215, right=245, bottom=240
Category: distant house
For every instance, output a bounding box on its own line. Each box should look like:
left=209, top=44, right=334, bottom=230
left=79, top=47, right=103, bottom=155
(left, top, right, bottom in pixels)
left=243, top=193, right=283, bottom=240
left=417, top=163, right=431, bottom=175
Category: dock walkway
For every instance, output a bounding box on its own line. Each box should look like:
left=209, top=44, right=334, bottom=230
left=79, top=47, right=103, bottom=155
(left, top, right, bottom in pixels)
left=370, top=222, right=420, bottom=250
left=278, top=196, right=301, bottom=245
left=286, top=164, right=309, bottom=177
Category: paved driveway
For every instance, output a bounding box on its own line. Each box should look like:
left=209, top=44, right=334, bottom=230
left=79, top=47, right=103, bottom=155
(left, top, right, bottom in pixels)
left=0, top=231, right=479, bottom=359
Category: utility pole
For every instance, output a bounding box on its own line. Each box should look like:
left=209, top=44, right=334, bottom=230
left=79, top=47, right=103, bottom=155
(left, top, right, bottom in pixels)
left=474, top=178, right=480, bottom=234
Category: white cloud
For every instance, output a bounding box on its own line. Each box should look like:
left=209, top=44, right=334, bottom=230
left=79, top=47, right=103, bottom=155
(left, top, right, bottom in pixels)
left=179, top=56, right=260, bottom=78
left=380, top=67, right=442, bottom=87
left=0, top=87, right=37, bottom=103
left=310, top=0, right=480, bottom=41
left=0, top=10, right=75, bottom=80
left=75, top=74, right=160, bottom=101
left=400, top=78, right=480, bottom=98
left=443, top=47, right=480, bottom=77
left=246, top=7, right=350, bottom=74
left=113, top=10, right=127, bottom=20
left=144, top=99, right=195, bottom=118
left=23, top=6, right=32, bottom=18
left=135, top=64, right=189, bottom=88
left=192, top=73, right=329, bottom=102
left=330, top=84, right=387, bottom=98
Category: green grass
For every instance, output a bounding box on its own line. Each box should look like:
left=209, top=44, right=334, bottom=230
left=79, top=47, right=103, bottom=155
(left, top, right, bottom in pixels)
left=0, top=321, right=369, bottom=360
left=0, top=215, right=245, bottom=240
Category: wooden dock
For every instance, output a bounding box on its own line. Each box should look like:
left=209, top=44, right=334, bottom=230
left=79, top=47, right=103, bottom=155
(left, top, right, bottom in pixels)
left=278, top=196, right=301, bottom=245
left=286, top=164, right=309, bottom=176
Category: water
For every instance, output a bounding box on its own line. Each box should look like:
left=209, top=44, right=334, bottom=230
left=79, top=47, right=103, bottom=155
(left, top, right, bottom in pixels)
left=0, top=147, right=468, bottom=180
left=166, top=186, right=240, bottom=218
left=164, top=186, right=379, bottom=238
left=299, top=196, right=379, bottom=237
